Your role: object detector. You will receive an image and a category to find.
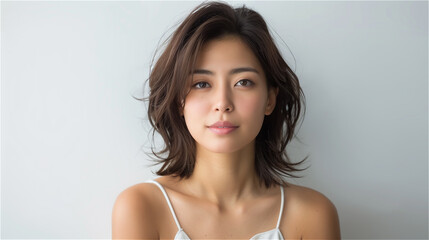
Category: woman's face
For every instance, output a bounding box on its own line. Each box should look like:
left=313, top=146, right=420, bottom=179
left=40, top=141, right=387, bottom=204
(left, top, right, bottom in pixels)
left=183, top=35, right=277, bottom=154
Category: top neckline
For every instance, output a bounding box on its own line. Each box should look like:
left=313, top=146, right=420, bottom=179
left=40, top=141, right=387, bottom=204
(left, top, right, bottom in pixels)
left=174, top=228, right=284, bottom=240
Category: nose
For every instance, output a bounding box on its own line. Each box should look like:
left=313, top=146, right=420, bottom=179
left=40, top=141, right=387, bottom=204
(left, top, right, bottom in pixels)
left=216, top=105, right=233, bottom=112
left=214, top=85, right=234, bottom=113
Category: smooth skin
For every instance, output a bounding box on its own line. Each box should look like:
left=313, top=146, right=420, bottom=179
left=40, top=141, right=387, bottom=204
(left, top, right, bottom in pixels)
left=112, top=35, right=341, bottom=239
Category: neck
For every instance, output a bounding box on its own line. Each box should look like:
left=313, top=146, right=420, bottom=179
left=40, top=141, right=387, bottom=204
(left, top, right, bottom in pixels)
left=184, top=142, right=264, bottom=210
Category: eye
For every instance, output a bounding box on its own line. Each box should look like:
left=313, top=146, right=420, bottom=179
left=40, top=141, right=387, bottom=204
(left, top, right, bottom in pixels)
left=235, top=79, right=254, bottom=87
left=192, top=82, right=211, bottom=89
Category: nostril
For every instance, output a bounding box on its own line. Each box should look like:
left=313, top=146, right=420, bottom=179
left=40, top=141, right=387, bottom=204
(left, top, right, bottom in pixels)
left=215, top=105, right=233, bottom=112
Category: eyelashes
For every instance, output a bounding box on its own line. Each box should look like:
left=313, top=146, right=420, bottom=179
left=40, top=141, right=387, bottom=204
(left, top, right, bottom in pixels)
left=192, top=79, right=255, bottom=89
left=193, top=82, right=210, bottom=89
left=235, top=79, right=254, bottom=87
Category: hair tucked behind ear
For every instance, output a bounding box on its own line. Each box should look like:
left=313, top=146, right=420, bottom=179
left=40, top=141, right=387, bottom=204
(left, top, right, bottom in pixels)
left=144, top=1, right=308, bottom=188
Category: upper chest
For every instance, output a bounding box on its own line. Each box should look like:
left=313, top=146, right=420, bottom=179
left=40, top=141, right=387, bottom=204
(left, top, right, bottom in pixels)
left=151, top=183, right=304, bottom=239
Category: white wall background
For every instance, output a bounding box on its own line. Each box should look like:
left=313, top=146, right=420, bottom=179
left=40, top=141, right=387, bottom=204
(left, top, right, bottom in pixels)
left=1, top=1, right=427, bottom=239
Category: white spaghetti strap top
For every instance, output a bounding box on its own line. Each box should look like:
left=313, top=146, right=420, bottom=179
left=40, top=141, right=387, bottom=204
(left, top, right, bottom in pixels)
left=145, top=180, right=184, bottom=231
left=146, top=179, right=285, bottom=240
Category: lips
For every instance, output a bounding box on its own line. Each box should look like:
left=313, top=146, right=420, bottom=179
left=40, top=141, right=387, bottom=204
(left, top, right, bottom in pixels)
left=208, top=121, right=239, bottom=135
left=209, top=121, right=238, bottom=128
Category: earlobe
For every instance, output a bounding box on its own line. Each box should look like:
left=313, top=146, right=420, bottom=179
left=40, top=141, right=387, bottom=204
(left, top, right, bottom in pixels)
left=264, top=104, right=274, bottom=116
left=265, top=87, right=278, bottom=115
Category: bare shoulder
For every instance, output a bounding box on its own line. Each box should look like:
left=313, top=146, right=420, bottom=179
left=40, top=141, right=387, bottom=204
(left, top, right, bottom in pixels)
left=284, top=183, right=341, bottom=239
left=112, top=182, right=161, bottom=239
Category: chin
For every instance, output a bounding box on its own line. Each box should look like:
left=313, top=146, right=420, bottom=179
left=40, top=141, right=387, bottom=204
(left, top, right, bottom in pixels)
left=200, top=141, right=252, bottom=154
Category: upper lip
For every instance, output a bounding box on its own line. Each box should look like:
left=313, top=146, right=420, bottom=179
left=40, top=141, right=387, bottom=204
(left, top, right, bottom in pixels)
left=209, top=121, right=238, bottom=128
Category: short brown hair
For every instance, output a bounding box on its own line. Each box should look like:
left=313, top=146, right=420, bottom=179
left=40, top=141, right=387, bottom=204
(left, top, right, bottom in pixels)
left=146, top=1, right=307, bottom=187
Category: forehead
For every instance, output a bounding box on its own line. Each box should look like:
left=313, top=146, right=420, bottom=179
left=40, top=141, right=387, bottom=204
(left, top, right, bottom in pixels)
left=194, top=35, right=264, bottom=73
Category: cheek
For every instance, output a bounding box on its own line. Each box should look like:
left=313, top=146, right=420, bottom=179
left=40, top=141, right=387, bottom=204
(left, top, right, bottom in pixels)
left=182, top=95, right=211, bottom=144
left=183, top=95, right=208, bottom=122
left=236, top=93, right=267, bottom=117
left=235, top=93, right=268, bottom=139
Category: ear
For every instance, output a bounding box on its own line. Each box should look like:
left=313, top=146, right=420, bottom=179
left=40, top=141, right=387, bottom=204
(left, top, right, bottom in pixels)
left=265, top=87, right=278, bottom=115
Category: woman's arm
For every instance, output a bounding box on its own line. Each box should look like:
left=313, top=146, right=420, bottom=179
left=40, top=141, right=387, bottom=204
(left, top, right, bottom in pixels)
left=112, top=186, right=159, bottom=239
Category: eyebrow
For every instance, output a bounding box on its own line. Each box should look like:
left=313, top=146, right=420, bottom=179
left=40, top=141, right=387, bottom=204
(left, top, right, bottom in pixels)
left=192, top=67, right=260, bottom=75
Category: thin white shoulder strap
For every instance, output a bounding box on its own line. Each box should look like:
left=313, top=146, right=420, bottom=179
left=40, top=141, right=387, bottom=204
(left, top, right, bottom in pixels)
left=276, top=186, right=285, bottom=229
left=146, top=180, right=182, bottom=230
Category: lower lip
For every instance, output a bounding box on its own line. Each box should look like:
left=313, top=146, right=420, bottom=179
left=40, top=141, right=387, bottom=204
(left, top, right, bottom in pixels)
left=208, top=127, right=238, bottom=135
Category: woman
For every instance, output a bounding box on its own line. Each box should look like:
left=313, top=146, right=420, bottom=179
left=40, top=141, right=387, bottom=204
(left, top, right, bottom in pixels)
left=113, top=2, right=341, bottom=239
